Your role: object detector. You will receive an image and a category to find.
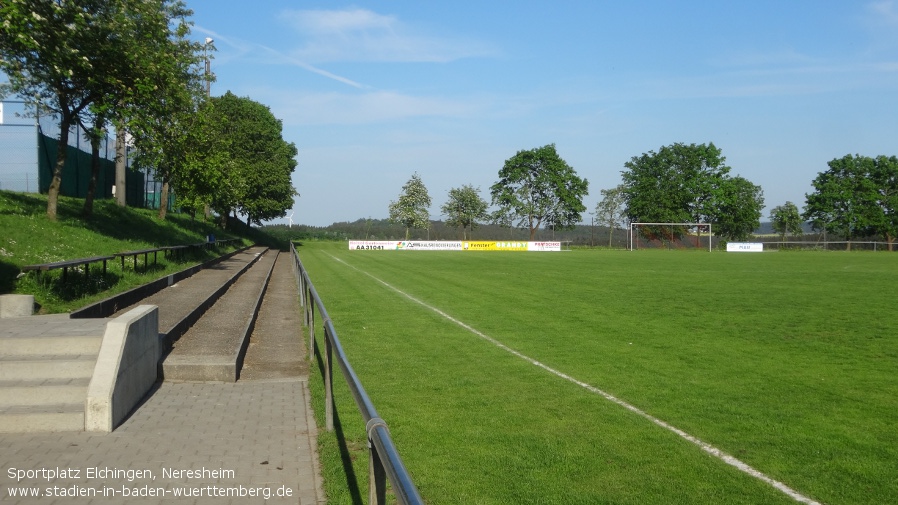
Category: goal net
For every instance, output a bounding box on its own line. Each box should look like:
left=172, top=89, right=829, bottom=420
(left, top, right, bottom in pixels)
left=629, top=223, right=713, bottom=251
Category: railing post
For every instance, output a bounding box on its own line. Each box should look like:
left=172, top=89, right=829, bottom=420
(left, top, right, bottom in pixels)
left=308, top=289, right=315, bottom=360
left=367, top=418, right=388, bottom=505
left=325, top=325, right=334, bottom=432
left=369, top=442, right=387, bottom=504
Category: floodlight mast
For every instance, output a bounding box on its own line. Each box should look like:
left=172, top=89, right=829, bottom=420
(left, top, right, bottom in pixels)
left=629, top=222, right=712, bottom=252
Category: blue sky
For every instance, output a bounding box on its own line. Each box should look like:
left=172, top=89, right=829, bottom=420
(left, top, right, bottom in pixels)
left=168, top=1, right=898, bottom=225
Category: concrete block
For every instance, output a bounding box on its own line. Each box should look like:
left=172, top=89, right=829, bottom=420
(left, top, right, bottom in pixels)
left=0, top=295, right=34, bottom=318
left=85, top=305, right=160, bottom=432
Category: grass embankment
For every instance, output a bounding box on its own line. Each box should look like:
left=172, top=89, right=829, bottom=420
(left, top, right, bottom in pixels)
left=0, top=191, right=268, bottom=313
left=298, top=242, right=897, bottom=505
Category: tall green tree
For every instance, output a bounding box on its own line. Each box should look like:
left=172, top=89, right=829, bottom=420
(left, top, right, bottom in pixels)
left=770, top=201, right=804, bottom=242
left=185, top=92, right=297, bottom=227
left=0, top=0, right=204, bottom=219
left=711, top=176, right=764, bottom=241
left=0, top=0, right=113, bottom=219
left=389, top=173, right=432, bottom=239
left=111, top=0, right=206, bottom=214
left=441, top=185, right=488, bottom=239
left=621, top=142, right=728, bottom=224
left=595, top=185, right=627, bottom=247
left=868, top=155, right=898, bottom=250
left=621, top=142, right=763, bottom=241
left=803, top=155, right=882, bottom=250
left=491, top=144, right=588, bottom=240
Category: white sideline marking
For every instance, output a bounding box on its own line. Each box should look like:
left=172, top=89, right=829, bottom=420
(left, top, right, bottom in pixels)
left=329, top=254, right=824, bottom=505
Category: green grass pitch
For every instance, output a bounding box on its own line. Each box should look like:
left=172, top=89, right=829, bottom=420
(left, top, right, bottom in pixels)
left=298, top=242, right=897, bottom=505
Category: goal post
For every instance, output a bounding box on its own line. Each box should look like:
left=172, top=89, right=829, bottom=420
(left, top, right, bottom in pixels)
left=629, top=222, right=713, bottom=252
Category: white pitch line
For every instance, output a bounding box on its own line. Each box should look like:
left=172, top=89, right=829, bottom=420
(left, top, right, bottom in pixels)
left=329, top=254, right=824, bottom=505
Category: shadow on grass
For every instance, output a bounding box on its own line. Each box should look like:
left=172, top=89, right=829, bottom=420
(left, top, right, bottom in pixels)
left=313, top=337, right=364, bottom=505
left=25, top=268, right=121, bottom=304
left=0, top=259, right=19, bottom=294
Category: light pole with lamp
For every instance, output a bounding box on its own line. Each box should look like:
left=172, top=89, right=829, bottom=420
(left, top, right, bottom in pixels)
left=204, top=37, right=213, bottom=97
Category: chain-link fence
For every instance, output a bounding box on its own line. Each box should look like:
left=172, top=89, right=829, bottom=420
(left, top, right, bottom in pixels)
left=0, top=100, right=39, bottom=192
left=0, top=99, right=163, bottom=208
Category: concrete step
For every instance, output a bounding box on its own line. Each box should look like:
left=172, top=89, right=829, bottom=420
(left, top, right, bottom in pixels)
left=0, top=335, right=102, bottom=357
left=0, top=403, right=84, bottom=433
left=0, top=355, right=96, bottom=380
left=163, top=251, right=277, bottom=382
left=0, top=378, right=91, bottom=406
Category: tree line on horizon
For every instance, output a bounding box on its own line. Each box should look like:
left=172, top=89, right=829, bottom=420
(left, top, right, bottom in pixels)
left=379, top=142, right=898, bottom=249
left=0, top=0, right=296, bottom=227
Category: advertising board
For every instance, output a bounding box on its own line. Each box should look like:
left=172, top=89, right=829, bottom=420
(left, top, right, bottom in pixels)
left=348, top=241, right=561, bottom=252
left=726, top=242, right=764, bottom=252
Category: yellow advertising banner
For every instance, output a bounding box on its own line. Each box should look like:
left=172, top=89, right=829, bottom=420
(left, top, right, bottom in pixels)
left=462, top=241, right=530, bottom=251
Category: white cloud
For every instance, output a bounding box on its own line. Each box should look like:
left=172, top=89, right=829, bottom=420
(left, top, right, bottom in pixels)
left=195, top=24, right=366, bottom=88
left=264, top=90, right=481, bottom=126
left=279, top=8, right=498, bottom=63
left=866, top=0, right=898, bottom=25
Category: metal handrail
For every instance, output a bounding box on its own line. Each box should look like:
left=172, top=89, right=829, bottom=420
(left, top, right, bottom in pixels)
left=290, top=242, right=424, bottom=505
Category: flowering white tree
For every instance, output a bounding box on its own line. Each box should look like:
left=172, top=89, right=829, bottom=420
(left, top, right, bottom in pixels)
left=389, top=172, right=431, bottom=239
left=441, top=184, right=488, bottom=239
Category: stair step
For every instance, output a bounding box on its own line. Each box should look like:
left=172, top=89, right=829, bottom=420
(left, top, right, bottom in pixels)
left=163, top=251, right=276, bottom=383
left=0, top=378, right=91, bottom=406
left=0, top=356, right=97, bottom=380
left=0, top=403, right=84, bottom=433
left=0, top=335, right=102, bottom=357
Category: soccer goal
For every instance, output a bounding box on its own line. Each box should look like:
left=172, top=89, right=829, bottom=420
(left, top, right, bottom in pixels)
left=629, top=223, right=713, bottom=252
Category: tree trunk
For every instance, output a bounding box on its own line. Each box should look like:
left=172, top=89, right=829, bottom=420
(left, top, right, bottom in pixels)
left=47, top=110, right=74, bottom=220
left=157, top=180, right=169, bottom=220
left=82, top=133, right=101, bottom=218
left=115, top=127, right=127, bottom=206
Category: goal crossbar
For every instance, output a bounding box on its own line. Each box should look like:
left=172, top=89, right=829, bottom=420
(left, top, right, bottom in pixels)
left=629, top=222, right=712, bottom=252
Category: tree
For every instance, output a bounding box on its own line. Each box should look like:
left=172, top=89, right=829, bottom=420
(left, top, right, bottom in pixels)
left=110, top=0, right=206, bottom=213
left=622, top=142, right=728, bottom=224
left=867, top=155, right=898, bottom=250
left=389, top=173, right=432, bottom=239
left=0, top=0, right=204, bottom=219
left=490, top=144, right=588, bottom=240
left=595, top=185, right=627, bottom=247
left=204, top=91, right=297, bottom=224
left=770, top=202, right=804, bottom=242
left=0, top=0, right=114, bottom=219
left=441, top=185, right=488, bottom=239
left=803, top=155, right=882, bottom=250
left=711, top=176, right=764, bottom=241
left=142, top=92, right=297, bottom=226
left=621, top=142, right=763, bottom=241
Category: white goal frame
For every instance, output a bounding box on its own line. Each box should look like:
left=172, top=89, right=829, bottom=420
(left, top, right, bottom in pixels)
left=629, top=222, right=712, bottom=252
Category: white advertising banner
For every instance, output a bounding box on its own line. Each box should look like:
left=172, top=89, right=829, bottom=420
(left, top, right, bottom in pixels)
left=349, top=240, right=561, bottom=252
left=348, top=241, right=399, bottom=250
left=399, top=241, right=464, bottom=251
left=527, top=241, right=562, bottom=252
left=348, top=240, right=463, bottom=251
left=726, top=242, right=763, bottom=252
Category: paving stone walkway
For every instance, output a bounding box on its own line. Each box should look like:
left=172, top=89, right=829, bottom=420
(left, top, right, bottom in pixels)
left=1, top=380, right=322, bottom=504
left=0, top=250, right=324, bottom=504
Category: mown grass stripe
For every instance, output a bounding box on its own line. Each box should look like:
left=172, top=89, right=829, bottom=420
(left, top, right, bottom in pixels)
left=328, top=252, right=824, bottom=505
